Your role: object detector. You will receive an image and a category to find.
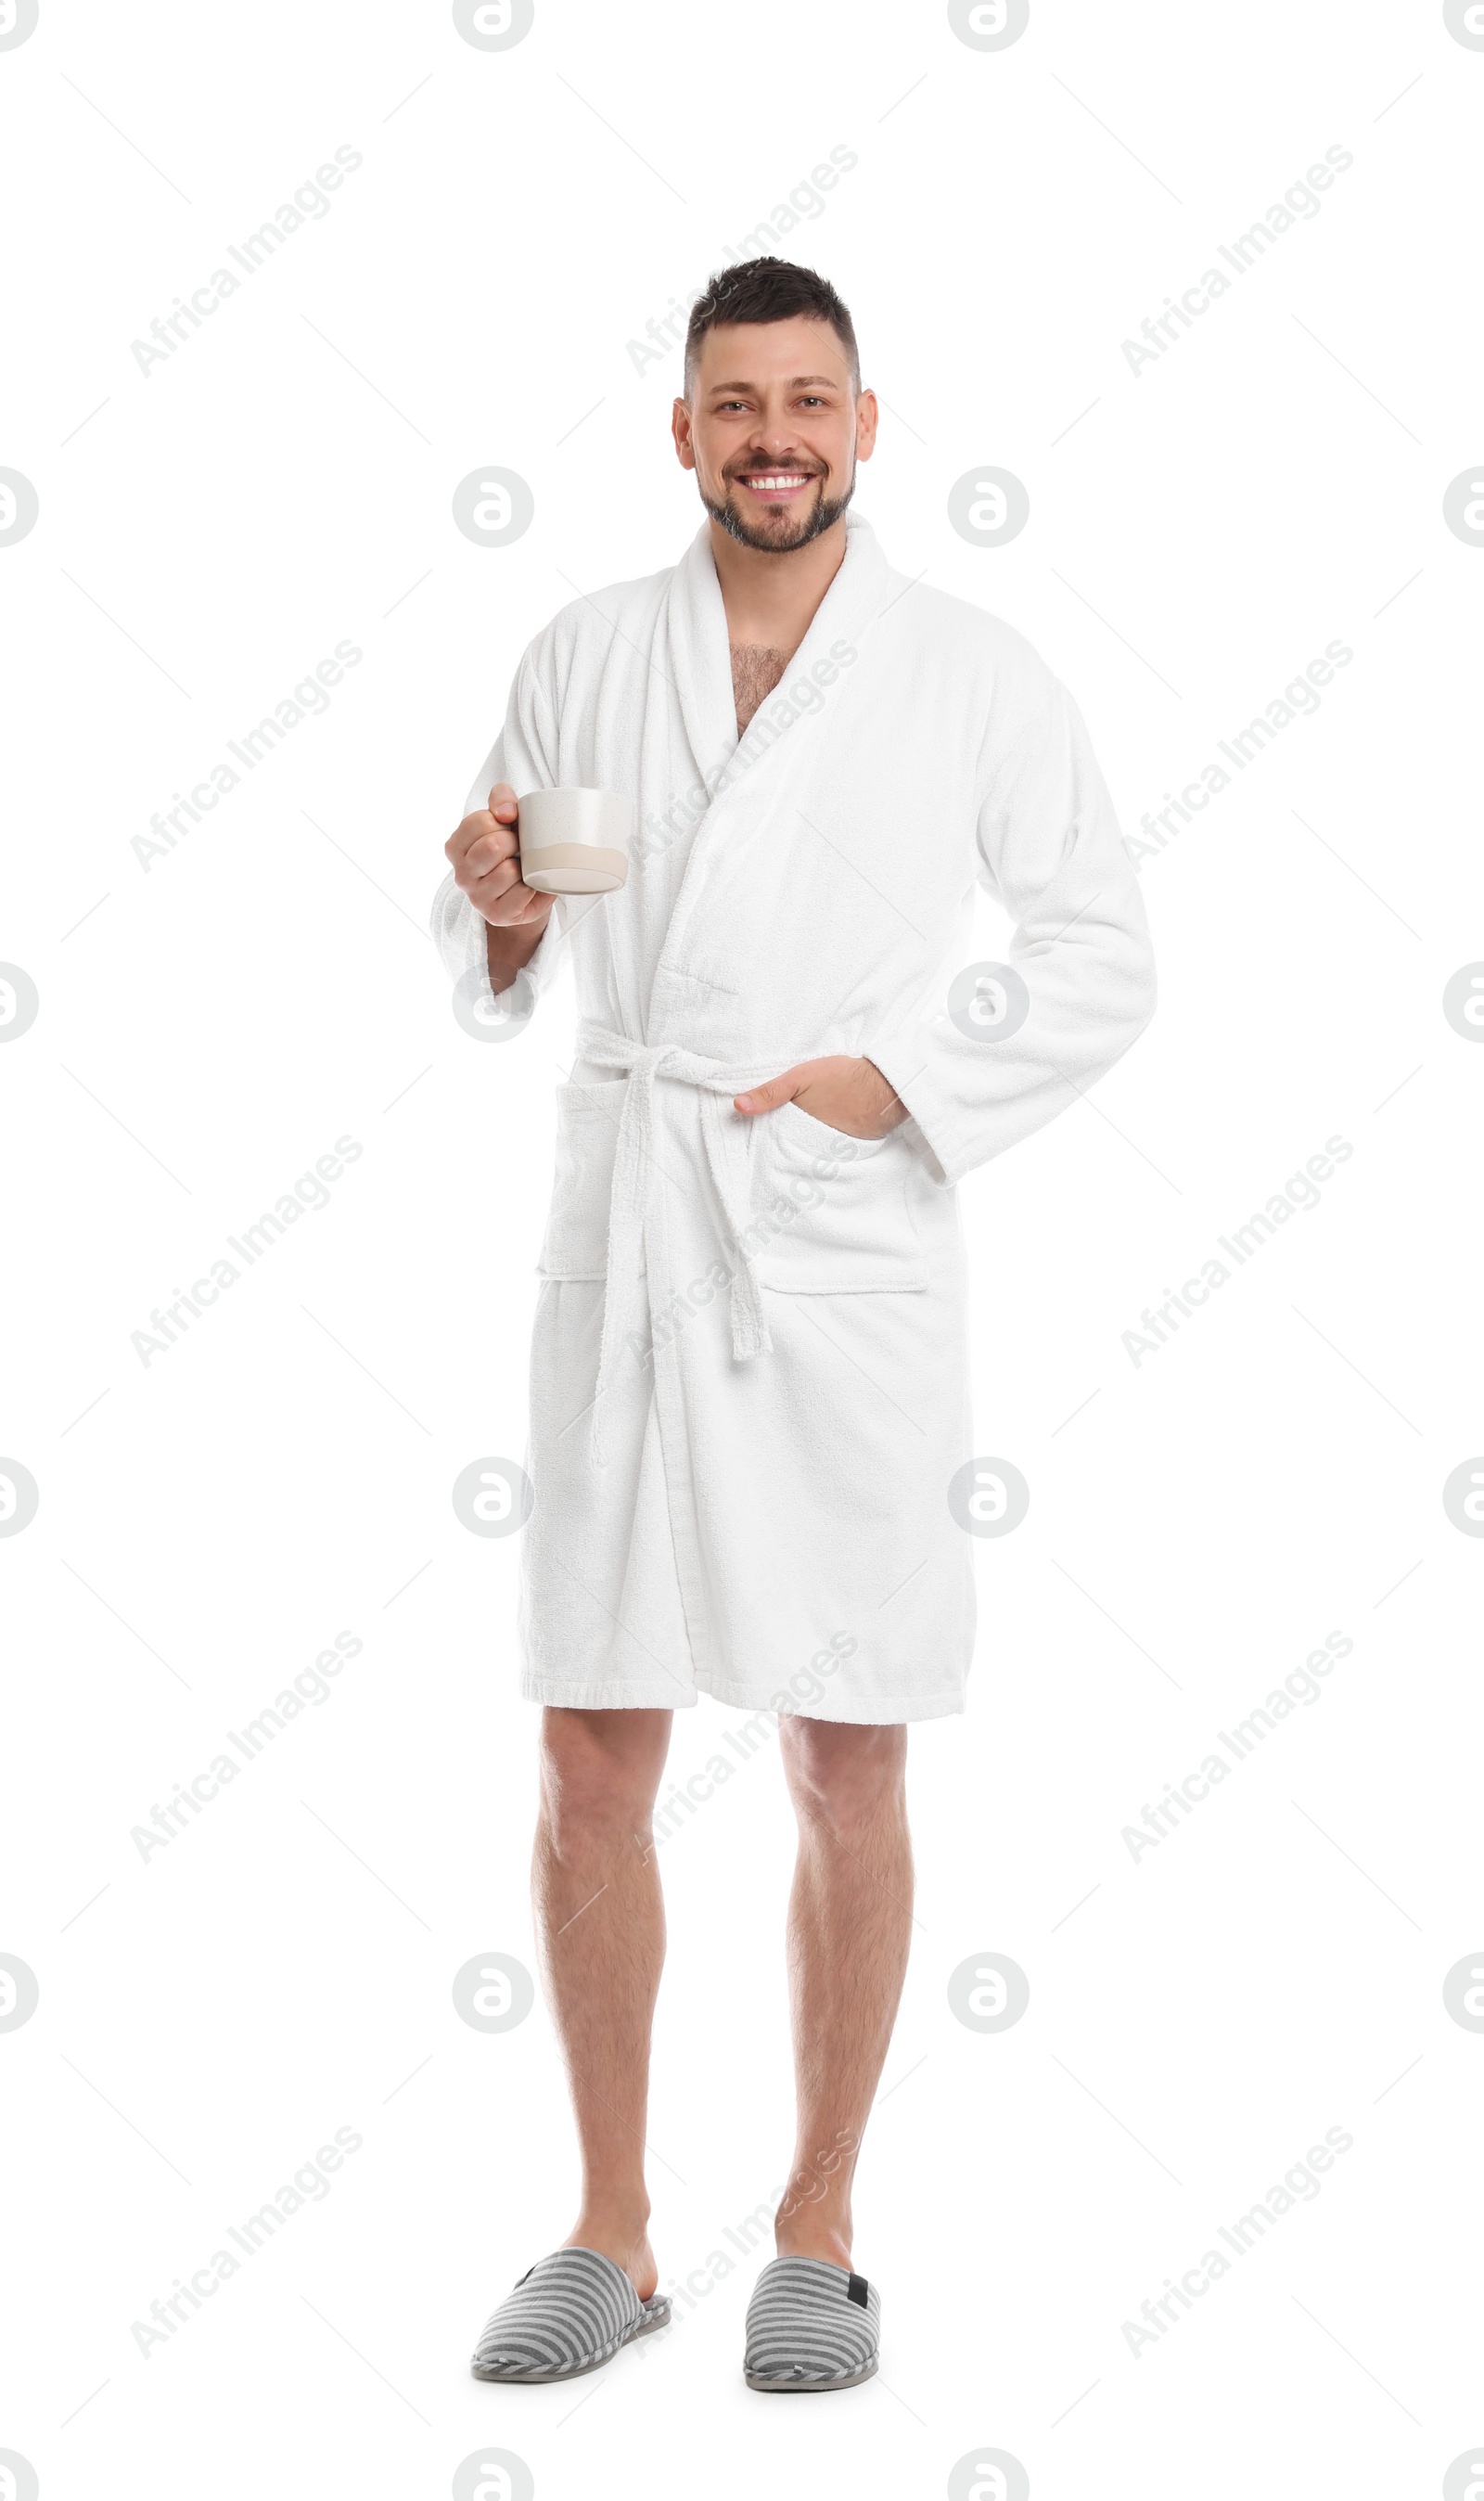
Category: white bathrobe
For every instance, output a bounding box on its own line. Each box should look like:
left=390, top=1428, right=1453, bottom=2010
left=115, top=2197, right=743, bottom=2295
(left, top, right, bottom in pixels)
left=431, top=512, right=1155, bottom=1723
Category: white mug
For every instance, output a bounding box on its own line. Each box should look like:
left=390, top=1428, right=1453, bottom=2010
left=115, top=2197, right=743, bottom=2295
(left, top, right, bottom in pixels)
left=518, top=786, right=632, bottom=895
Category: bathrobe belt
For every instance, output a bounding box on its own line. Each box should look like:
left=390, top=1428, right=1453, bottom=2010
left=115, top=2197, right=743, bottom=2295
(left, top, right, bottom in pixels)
left=575, top=1020, right=780, bottom=1464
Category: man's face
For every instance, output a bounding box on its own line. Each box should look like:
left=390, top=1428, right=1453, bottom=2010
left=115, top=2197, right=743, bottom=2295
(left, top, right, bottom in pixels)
left=673, top=316, right=877, bottom=555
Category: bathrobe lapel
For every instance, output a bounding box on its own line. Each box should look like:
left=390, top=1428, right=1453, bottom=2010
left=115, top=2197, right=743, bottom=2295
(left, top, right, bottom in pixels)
left=663, top=520, right=739, bottom=797
left=654, top=512, right=893, bottom=996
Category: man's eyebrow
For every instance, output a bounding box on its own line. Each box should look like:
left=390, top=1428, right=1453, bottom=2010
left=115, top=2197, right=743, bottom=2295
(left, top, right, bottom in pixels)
left=706, top=375, right=843, bottom=393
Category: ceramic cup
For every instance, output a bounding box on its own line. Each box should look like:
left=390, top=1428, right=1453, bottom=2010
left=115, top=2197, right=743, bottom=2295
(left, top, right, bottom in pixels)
left=517, top=786, right=633, bottom=895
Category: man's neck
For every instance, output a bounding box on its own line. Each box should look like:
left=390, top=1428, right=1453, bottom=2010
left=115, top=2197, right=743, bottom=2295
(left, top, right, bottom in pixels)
left=708, top=515, right=849, bottom=669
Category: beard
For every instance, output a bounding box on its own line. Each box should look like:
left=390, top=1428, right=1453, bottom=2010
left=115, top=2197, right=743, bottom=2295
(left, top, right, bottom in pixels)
left=701, top=465, right=856, bottom=553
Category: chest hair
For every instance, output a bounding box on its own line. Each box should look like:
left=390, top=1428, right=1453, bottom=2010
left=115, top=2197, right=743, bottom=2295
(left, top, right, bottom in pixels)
left=730, top=643, right=790, bottom=735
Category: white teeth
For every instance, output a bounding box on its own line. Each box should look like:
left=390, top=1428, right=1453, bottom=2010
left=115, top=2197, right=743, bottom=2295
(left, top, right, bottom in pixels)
left=746, top=474, right=809, bottom=489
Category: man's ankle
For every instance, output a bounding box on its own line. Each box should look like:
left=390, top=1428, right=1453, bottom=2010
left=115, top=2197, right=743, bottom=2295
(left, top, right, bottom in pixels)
left=774, top=2201, right=853, bottom=2270
left=565, top=2209, right=655, bottom=2287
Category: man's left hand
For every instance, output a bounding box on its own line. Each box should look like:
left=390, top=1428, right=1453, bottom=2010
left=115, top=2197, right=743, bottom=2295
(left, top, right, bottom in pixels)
left=734, top=1056, right=907, bottom=1140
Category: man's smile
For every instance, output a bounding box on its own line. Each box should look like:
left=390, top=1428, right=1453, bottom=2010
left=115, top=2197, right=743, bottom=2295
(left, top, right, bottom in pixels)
left=735, top=468, right=820, bottom=500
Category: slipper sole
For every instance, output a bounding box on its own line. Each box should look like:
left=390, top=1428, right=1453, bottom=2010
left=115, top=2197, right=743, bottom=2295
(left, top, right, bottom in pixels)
left=745, top=2354, right=878, bottom=2393
left=471, top=2296, right=671, bottom=2383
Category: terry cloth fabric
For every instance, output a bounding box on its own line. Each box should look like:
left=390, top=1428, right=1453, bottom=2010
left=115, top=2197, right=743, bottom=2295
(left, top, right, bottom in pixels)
left=743, top=2253, right=881, bottom=2392
left=432, top=509, right=1156, bottom=1725
left=470, top=2247, right=671, bottom=2382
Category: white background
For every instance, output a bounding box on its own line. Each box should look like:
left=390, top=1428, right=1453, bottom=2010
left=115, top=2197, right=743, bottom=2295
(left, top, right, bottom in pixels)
left=3, top=2, right=1482, bottom=2496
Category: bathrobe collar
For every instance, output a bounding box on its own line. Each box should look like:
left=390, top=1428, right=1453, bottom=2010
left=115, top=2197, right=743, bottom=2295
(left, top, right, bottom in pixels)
left=666, top=508, right=893, bottom=793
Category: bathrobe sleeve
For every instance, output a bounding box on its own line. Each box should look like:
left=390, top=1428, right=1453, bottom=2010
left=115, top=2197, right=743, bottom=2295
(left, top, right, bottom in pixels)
left=867, top=642, right=1157, bottom=1189
left=429, top=630, right=593, bottom=1008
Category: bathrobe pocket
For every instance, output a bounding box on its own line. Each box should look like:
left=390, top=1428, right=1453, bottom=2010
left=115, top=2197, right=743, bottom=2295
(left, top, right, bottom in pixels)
left=754, top=1100, right=928, bottom=1294
left=537, top=1080, right=627, bottom=1279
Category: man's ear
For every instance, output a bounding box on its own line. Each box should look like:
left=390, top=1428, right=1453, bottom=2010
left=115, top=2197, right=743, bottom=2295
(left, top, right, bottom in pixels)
left=854, top=388, right=879, bottom=463
left=672, top=400, right=697, bottom=470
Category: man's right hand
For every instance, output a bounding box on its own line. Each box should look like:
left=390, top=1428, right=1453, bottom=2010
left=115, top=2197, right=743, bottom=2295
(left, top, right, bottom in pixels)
left=445, top=782, right=554, bottom=992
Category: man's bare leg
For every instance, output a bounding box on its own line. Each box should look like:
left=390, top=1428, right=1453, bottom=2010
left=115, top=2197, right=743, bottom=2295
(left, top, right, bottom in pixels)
left=532, top=1705, right=672, bottom=2301
left=773, top=1718, right=913, bottom=2266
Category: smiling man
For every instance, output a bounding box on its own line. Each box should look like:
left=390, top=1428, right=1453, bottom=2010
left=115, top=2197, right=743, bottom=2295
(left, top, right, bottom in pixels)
left=433, top=257, right=1156, bottom=2394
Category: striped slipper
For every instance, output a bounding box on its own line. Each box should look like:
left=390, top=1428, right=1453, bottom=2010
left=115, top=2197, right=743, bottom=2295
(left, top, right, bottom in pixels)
left=471, top=2247, right=671, bottom=2383
left=743, top=2254, right=881, bottom=2392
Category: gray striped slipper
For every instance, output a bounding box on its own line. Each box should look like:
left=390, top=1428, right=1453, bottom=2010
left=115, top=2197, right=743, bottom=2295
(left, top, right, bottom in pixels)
left=743, top=2254, right=881, bottom=2392
left=471, top=2247, right=671, bottom=2382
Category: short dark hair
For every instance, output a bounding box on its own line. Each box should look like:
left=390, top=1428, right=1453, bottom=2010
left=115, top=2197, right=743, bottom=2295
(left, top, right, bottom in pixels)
left=684, top=258, right=860, bottom=398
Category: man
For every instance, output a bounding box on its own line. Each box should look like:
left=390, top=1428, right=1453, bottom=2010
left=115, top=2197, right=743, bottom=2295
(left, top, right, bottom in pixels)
left=433, top=258, right=1155, bottom=2392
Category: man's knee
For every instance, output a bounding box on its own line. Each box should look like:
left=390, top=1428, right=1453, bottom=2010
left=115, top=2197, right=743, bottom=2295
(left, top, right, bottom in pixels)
left=779, top=1716, right=907, bottom=1834
left=538, top=1706, right=671, bottom=1841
